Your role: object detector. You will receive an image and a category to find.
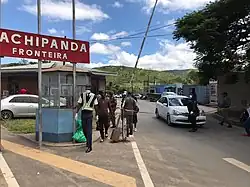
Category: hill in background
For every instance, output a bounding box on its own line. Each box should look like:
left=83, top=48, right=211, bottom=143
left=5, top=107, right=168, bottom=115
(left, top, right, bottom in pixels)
left=95, top=66, right=197, bottom=92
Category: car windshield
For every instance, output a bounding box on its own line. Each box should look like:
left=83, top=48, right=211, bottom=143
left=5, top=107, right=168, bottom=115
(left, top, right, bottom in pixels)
left=169, top=97, right=191, bottom=106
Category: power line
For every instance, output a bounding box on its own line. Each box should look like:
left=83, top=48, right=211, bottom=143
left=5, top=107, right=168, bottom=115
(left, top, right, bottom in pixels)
left=90, top=23, right=174, bottom=43
left=89, top=33, right=172, bottom=44
left=131, top=22, right=164, bottom=33
left=127, top=23, right=174, bottom=37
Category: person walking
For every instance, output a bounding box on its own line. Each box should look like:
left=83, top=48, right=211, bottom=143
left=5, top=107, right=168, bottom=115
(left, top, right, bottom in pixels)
left=133, top=104, right=139, bottom=132
left=122, top=92, right=137, bottom=137
left=109, top=91, right=117, bottom=128
left=190, top=88, right=197, bottom=102
left=240, top=104, right=250, bottom=136
left=218, top=92, right=232, bottom=128
left=75, top=86, right=98, bottom=153
left=187, top=100, right=200, bottom=132
left=95, top=91, right=102, bottom=131
left=97, top=91, right=112, bottom=142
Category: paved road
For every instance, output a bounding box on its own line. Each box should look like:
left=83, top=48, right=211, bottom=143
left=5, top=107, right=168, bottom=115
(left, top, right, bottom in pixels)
left=1, top=100, right=250, bottom=187
left=135, top=100, right=250, bottom=186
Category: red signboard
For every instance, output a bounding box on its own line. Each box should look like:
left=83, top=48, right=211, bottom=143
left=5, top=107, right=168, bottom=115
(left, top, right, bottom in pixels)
left=0, top=28, right=90, bottom=63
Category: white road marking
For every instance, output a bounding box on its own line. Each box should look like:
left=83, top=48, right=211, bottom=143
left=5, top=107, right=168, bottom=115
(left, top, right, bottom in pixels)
left=149, top=145, right=164, bottom=162
left=131, top=141, right=155, bottom=187
left=223, top=158, right=250, bottom=173
left=0, top=153, right=20, bottom=187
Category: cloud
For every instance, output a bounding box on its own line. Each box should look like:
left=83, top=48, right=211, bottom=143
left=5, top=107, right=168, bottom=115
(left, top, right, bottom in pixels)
left=76, top=26, right=91, bottom=35
left=166, top=18, right=176, bottom=25
left=89, top=40, right=196, bottom=70
left=90, top=43, right=121, bottom=55
left=112, top=1, right=124, bottom=8
left=90, top=33, right=110, bottom=41
left=128, top=0, right=216, bottom=13
left=90, top=31, right=128, bottom=41
left=47, top=28, right=65, bottom=37
left=21, top=0, right=109, bottom=22
left=48, top=28, right=57, bottom=34
left=121, top=42, right=132, bottom=47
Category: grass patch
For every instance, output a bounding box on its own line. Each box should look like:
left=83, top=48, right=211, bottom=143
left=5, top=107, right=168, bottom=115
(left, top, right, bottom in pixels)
left=1, top=119, right=35, bottom=134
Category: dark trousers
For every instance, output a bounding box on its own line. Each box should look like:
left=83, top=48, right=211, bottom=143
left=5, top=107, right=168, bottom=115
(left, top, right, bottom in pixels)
left=110, top=110, right=116, bottom=126
left=81, top=111, right=93, bottom=149
left=243, top=117, right=250, bottom=135
left=189, top=115, right=197, bottom=130
left=126, top=115, right=133, bottom=136
left=99, top=115, right=109, bottom=139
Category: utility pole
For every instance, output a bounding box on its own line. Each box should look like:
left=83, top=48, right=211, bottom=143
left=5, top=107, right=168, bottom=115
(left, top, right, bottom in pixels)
left=37, top=0, right=43, bottom=149
left=130, top=0, right=158, bottom=91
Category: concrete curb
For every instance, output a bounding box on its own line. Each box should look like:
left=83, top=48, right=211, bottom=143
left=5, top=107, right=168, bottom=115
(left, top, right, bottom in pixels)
left=1, top=125, right=100, bottom=148
left=16, top=131, right=100, bottom=148
left=211, top=113, right=243, bottom=129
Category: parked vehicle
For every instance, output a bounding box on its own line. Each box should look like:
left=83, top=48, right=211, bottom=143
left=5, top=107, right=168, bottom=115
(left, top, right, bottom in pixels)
left=155, top=95, right=206, bottom=126
left=161, top=92, right=177, bottom=97
left=1, top=94, right=65, bottom=120
left=140, top=94, right=147, bottom=100
left=134, top=94, right=141, bottom=99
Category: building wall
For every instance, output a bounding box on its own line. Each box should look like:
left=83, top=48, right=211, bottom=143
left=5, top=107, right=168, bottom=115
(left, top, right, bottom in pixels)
left=99, top=78, right=106, bottom=91
left=2, top=72, right=106, bottom=97
left=91, top=75, right=106, bottom=94
left=2, top=73, right=38, bottom=95
left=217, top=72, right=250, bottom=110
left=183, top=85, right=210, bottom=105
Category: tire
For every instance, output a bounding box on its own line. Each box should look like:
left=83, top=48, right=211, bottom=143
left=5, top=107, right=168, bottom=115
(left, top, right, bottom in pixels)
left=1, top=110, right=13, bottom=120
left=166, top=114, right=171, bottom=126
left=155, top=109, right=160, bottom=119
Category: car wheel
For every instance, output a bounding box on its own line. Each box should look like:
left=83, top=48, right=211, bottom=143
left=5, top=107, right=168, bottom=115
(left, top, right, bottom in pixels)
left=1, top=110, right=13, bottom=120
left=166, top=114, right=171, bottom=126
left=155, top=109, right=160, bottom=119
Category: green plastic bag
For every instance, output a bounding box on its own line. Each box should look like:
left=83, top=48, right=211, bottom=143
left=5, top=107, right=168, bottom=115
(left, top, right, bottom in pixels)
left=72, top=119, right=86, bottom=143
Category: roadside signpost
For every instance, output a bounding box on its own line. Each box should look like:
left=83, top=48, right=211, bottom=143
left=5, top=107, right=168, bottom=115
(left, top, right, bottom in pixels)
left=72, top=0, right=76, bottom=143
left=0, top=0, right=90, bottom=150
left=0, top=28, right=90, bottom=63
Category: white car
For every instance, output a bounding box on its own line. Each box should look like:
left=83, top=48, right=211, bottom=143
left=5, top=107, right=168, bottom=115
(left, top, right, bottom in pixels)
left=161, top=92, right=177, bottom=97
left=155, top=95, right=206, bottom=126
left=1, top=94, right=66, bottom=119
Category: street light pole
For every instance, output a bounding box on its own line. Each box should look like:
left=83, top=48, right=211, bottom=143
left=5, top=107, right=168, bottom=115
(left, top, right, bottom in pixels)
left=72, top=0, right=76, bottom=141
left=37, top=0, right=43, bottom=149
left=130, top=0, right=158, bottom=90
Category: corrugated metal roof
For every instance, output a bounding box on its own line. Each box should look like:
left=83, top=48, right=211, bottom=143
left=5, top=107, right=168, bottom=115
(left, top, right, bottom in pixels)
left=91, top=69, right=117, bottom=76
left=42, top=65, right=89, bottom=73
left=2, top=62, right=55, bottom=70
left=1, top=62, right=117, bottom=76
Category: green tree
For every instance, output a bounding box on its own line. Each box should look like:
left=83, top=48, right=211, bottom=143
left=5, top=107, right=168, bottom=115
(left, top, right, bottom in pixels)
left=173, top=0, right=250, bottom=83
left=186, top=70, right=201, bottom=84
